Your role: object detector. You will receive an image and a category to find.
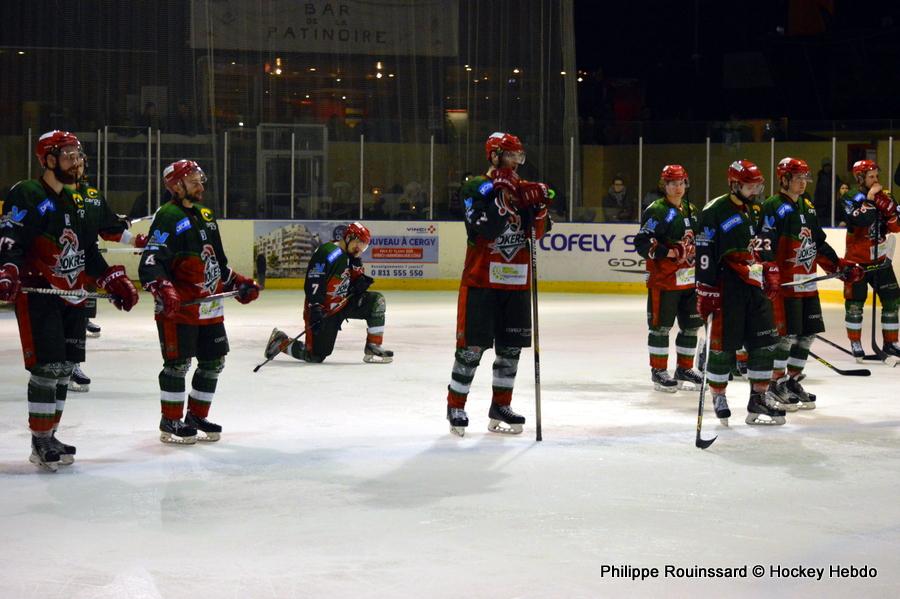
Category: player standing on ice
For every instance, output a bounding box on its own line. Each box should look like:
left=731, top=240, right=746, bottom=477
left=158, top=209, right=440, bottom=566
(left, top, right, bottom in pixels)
left=840, top=159, right=900, bottom=359
left=265, top=222, right=393, bottom=364
left=695, top=159, right=787, bottom=426
left=139, top=160, right=260, bottom=444
left=633, top=165, right=704, bottom=392
left=67, top=154, right=150, bottom=392
left=0, top=130, right=139, bottom=471
left=759, top=157, right=863, bottom=409
left=444, top=132, right=552, bottom=436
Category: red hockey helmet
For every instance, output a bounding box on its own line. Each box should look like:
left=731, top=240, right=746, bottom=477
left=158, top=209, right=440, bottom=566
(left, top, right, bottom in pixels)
left=485, top=132, right=525, bottom=164
left=163, top=160, right=206, bottom=193
left=776, top=157, right=812, bottom=182
left=660, top=164, right=689, bottom=183
left=852, top=159, right=879, bottom=179
left=728, top=159, right=765, bottom=197
left=343, top=221, right=371, bottom=246
left=35, top=130, right=82, bottom=168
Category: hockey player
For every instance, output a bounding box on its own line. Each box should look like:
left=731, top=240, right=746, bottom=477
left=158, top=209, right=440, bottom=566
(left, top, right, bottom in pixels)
left=634, top=164, right=703, bottom=392
left=265, top=222, right=393, bottom=364
left=695, top=159, right=785, bottom=425
left=444, top=132, right=552, bottom=436
left=760, top=157, right=863, bottom=409
left=840, top=159, right=900, bottom=358
left=139, top=160, right=259, bottom=444
left=68, top=156, right=149, bottom=391
left=0, top=130, right=140, bottom=470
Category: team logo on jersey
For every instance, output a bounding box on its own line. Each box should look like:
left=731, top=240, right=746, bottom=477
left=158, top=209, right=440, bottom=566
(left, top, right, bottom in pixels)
left=37, top=198, right=56, bottom=215
left=2, top=206, right=27, bottom=228
left=309, top=262, right=326, bottom=276
left=640, top=217, right=659, bottom=234
left=762, top=214, right=776, bottom=233
left=326, top=248, right=342, bottom=263
left=86, top=187, right=99, bottom=199
left=51, top=228, right=85, bottom=285
left=665, top=208, right=677, bottom=223
left=71, top=192, right=85, bottom=209
left=175, top=217, right=192, bottom=235
left=488, top=214, right=526, bottom=262
left=199, top=207, right=214, bottom=222
left=681, top=230, right=696, bottom=266
left=791, top=226, right=817, bottom=272
left=721, top=214, right=743, bottom=233
left=198, top=244, right=222, bottom=294
left=478, top=181, right=494, bottom=196
left=149, top=229, right=169, bottom=247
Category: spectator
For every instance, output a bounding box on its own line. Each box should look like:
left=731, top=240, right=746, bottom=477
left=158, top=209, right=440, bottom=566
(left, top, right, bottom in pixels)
left=813, top=158, right=842, bottom=226
left=642, top=179, right=665, bottom=209
left=139, top=101, right=161, bottom=131
left=835, top=182, right=850, bottom=227
left=172, top=101, right=195, bottom=135
left=602, top=176, right=636, bottom=222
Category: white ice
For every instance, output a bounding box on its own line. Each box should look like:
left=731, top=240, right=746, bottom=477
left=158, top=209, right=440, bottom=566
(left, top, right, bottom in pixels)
left=2, top=291, right=900, bottom=598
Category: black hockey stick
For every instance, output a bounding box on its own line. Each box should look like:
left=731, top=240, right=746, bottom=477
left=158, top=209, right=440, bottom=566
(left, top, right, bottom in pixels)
left=813, top=334, right=881, bottom=361
left=808, top=350, right=870, bottom=376
left=252, top=296, right=352, bottom=372
left=780, top=260, right=891, bottom=287
left=527, top=211, right=543, bottom=442
left=695, top=318, right=717, bottom=450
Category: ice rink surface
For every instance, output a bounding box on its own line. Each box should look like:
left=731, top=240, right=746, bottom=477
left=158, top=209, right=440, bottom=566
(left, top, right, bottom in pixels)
left=2, top=290, right=900, bottom=598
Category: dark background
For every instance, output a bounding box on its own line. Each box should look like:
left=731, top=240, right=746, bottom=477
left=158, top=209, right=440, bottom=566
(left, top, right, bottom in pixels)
left=575, top=0, right=900, bottom=123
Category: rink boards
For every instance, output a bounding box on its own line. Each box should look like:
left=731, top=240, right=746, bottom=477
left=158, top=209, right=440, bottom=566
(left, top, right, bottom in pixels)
left=106, top=220, right=899, bottom=303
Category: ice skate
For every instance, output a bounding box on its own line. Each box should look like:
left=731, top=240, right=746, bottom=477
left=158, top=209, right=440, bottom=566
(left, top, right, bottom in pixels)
left=29, top=435, right=61, bottom=472
left=185, top=411, right=221, bottom=442
left=159, top=417, right=198, bottom=444
left=651, top=368, right=678, bottom=393
left=674, top=366, right=703, bottom=391
left=363, top=342, right=394, bottom=364
left=68, top=364, right=90, bottom=392
left=86, top=320, right=101, bottom=338
left=745, top=391, right=787, bottom=425
left=264, top=328, right=290, bottom=360
left=713, top=393, right=731, bottom=426
left=487, top=402, right=525, bottom=435
left=768, top=378, right=799, bottom=412
left=785, top=375, right=816, bottom=410
left=447, top=406, right=468, bottom=437
left=49, top=431, right=76, bottom=465
left=883, top=342, right=900, bottom=360
left=850, top=340, right=865, bottom=362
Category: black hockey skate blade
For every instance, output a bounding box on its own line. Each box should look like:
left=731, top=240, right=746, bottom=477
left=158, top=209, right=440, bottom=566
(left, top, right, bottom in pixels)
left=695, top=435, right=717, bottom=450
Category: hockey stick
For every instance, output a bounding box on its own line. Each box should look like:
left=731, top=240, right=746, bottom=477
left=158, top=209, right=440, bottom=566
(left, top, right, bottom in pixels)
left=252, top=295, right=352, bottom=373
left=99, top=247, right=146, bottom=254
left=695, top=318, right=717, bottom=450
left=780, top=261, right=891, bottom=287
left=814, top=334, right=881, bottom=361
left=528, top=213, right=543, bottom=443
left=21, top=287, right=110, bottom=300
left=808, top=350, right=871, bottom=376
left=181, top=289, right=243, bottom=306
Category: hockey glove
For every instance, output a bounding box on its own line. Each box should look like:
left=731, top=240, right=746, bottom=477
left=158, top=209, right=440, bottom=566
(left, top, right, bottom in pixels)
left=0, top=263, right=21, bottom=302
left=308, top=303, right=326, bottom=333
left=225, top=270, right=260, bottom=304
left=349, top=274, right=374, bottom=295
left=516, top=181, right=552, bottom=210
left=133, top=233, right=149, bottom=248
left=874, top=192, right=898, bottom=218
left=696, top=283, right=721, bottom=320
left=97, top=265, right=139, bottom=311
left=838, top=259, right=865, bottom=284
left=762, top=262, right=781, bottom=302
left=146, top=278, right=180, bottom=318
left=489, top=168, right=519, bottom=197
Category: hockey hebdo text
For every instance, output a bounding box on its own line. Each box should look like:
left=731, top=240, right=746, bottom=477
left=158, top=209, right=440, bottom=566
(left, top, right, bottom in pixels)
left=598, top=563, right=877, bottom=581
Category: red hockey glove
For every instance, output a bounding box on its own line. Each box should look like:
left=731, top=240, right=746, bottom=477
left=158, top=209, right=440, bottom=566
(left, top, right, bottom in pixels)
left=489, top=168, right=519, bottom=197
left=146, top=278, right=180, bottom=318
left=225, top=270, right=260, bottom=304
left=133, top=233, right=149, bottom=248
left=696, top=283, right=721, bottom=320
left=308, top=303, right=326, bottom=333
left=97, top=265, right=139, bottom=311
left=874, top=192, right=898, bottom=217
left=762, top=262, right=781, bottom=302
left=837, top=259, right=865, bottom=284
left=667, top=240, right=695, bottom=265
left=516, top=181, right=552, bottom=210
left=0, top=263, right=21, bottom=303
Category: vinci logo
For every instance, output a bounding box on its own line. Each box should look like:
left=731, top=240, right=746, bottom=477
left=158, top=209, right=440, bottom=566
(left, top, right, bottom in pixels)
left=405, top=225, right=437, bottom=234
